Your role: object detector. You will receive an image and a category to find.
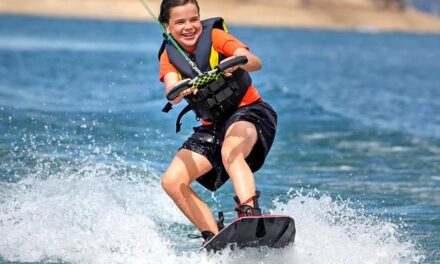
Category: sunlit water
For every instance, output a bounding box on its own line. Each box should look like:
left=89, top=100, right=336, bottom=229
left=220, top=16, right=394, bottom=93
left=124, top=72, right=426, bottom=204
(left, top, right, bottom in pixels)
left=0, top=15, right=439, bottom=264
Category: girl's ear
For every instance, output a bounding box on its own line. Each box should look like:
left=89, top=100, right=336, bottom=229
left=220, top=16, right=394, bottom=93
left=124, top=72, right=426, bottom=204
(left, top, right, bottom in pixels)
left=163, top=23, right=170, bottom=33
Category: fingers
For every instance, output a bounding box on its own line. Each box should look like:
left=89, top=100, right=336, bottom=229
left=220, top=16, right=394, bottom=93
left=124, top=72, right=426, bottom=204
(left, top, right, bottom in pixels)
left=224, top=65, right=239, bottom=77
left=179, top=86, right=198, bottom=97
left=192, top=87, right=198, bottom=95
left=220, top=56, right=240, bottom=76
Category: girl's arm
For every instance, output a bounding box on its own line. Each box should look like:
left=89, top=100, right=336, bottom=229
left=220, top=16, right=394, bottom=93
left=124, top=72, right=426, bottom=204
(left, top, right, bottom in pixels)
left=221, top=47, right=262, bottom=75
left=163, top=72, right=193, bottom=104
left=233, top=47, right=262, bottom=72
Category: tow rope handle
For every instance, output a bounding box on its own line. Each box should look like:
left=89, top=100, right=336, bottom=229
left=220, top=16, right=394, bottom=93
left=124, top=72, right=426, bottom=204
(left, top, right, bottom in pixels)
left=165, top=56, right=248, bottom=101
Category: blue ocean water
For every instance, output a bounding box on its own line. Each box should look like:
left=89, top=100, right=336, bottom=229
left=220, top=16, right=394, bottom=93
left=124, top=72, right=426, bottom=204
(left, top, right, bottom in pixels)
left=0, top=15, right=439, bottom=264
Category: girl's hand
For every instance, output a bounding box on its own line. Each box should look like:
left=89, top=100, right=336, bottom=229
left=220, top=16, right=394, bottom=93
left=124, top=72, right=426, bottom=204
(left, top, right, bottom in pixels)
left=168, top=78, right=197, bottom=104
left=220, top=56, right=241, bottom=76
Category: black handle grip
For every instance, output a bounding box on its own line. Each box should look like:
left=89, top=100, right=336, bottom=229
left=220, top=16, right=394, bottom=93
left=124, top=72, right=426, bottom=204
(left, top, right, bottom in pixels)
left=166, top=79, right=191, bottom=101
left=216, top=56, right=248, bottom=72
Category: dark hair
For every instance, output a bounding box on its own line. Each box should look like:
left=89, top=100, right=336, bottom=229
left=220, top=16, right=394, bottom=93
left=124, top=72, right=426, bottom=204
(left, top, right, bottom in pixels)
left=158, top=0, right=200, bottom=24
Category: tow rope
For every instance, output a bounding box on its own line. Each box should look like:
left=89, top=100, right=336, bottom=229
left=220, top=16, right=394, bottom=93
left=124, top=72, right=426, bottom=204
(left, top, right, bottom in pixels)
left=138, top=0, right=203, bottom=76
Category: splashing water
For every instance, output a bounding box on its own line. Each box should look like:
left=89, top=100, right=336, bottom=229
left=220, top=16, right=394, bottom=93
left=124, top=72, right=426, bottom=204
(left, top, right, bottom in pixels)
left=0, top=162, right=423, bottom=264
left=271, top=190, right=424, bottom=264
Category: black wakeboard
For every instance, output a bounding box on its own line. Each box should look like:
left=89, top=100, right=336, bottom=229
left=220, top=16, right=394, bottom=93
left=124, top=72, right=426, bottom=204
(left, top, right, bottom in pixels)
left=201, top=215, right=295, bottom=252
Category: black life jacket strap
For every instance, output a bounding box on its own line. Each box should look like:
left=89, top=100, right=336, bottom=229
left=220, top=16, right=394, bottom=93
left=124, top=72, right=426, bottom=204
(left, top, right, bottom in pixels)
left=162, top=102, right=192, bottom=133
left=162, top=102, right=173, bottom=113
left=176, top=104, right=193, bottom=133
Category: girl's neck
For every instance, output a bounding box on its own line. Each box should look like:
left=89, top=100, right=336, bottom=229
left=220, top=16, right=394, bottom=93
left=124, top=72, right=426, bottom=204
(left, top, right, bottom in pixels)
left=184, top=46, right=196, bottom=54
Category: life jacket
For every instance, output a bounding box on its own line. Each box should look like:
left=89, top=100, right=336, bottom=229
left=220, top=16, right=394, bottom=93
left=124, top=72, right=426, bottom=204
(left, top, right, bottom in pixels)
left=159, top=17, right=252, bottom=132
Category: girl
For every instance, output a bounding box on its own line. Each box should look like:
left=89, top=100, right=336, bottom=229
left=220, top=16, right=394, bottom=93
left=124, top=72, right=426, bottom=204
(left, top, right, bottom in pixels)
left=158, top=0, right=277, bottom=243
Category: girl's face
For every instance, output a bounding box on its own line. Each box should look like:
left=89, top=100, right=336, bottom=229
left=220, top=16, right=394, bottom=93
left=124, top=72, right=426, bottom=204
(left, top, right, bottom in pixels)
left=165, top=3, right=202, bottom=52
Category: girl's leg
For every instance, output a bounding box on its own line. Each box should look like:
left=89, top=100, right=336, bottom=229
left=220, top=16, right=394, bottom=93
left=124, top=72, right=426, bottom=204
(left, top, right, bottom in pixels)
left=221, top=121, right=258, bottom=207
left=161, top=149, right=219, bottom=233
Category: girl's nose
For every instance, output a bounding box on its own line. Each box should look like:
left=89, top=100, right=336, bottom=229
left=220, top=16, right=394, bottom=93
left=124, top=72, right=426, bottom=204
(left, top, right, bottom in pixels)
left=184, top=21, right=193, bottom=29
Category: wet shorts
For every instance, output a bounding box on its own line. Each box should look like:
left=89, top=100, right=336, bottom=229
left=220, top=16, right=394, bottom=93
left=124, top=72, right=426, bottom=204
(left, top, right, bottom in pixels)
left=181, top=100, right=277, bottom=191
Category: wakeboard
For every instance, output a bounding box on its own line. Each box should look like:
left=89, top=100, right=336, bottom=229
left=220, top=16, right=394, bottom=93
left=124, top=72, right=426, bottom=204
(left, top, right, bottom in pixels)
left=201, top=215, right=295, bottom=252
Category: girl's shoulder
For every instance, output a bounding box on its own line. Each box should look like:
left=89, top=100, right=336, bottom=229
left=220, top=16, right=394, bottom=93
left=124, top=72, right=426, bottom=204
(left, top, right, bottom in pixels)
left=212, top=29, right=247, bottom=56
left=212, top=28, right=243, bottom=45
left=212, top=28, right=231, bottom=39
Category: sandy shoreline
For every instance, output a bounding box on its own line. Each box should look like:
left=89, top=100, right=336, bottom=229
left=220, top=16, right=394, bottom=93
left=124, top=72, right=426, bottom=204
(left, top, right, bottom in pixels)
left=1, top=0, right=440, bottom=33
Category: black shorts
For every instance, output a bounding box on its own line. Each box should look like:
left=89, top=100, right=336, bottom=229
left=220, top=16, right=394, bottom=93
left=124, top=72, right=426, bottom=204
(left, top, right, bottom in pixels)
left=181, top=100, right=277, bottom=191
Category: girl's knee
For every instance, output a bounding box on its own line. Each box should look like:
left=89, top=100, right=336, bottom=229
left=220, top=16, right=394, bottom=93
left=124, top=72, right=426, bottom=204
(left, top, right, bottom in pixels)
left=221, top=145, right=231, bottom=167
left=161, top=172, right=186, bottom=195
left=221, top=145, right=243, bottom=169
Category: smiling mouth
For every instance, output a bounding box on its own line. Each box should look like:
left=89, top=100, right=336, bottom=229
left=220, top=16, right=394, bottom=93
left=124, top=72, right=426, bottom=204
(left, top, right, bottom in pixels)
left=182, top=32, right=196, bottom=39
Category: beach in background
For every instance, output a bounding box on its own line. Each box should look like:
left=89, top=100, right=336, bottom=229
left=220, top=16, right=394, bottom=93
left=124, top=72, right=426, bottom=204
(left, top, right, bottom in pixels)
left=1, top=0, right=440, bottom=33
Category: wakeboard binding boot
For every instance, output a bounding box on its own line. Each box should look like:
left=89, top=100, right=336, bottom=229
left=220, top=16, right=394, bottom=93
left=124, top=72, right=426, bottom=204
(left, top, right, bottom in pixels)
left=234, top=190, right=262, bottom=218
left=190, top=211, right=224, bottom=245
left=188, top=230, right=215, bottom=245
left=201, top=230, right=215, bottom=243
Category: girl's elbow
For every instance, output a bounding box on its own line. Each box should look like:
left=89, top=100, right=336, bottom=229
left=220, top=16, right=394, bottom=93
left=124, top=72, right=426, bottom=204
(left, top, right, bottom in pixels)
left=254, top=58, right=262, bottom=71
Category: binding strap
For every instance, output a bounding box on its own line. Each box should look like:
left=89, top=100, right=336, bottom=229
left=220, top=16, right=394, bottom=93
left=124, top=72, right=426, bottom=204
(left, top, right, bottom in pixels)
left=217, top=211, right=225, bottom=231
left=233, top=191, right=261, bottom=217
left=234, top=194, right=257, bottom=211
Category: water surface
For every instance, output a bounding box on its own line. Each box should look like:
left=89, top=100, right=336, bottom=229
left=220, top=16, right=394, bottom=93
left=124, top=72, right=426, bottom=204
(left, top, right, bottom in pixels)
left=0, top=15, right=439, bottom=264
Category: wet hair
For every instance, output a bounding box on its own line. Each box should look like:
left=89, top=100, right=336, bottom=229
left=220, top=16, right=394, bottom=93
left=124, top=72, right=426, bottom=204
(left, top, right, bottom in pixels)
left=158, top=0, right=200, bottom=24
